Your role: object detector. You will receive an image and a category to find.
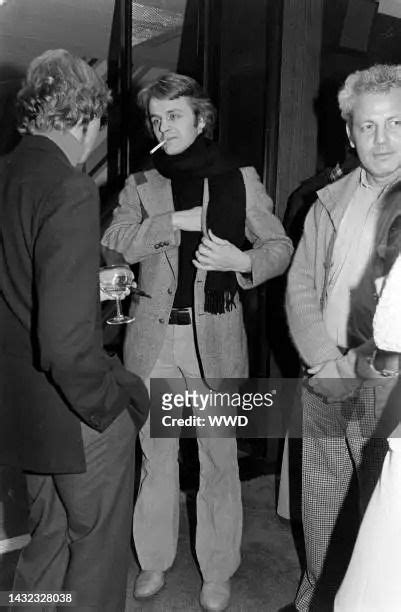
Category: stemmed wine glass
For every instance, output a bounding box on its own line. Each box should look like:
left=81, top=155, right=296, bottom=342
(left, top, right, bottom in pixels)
left=99, top=264, right=136, bottom=325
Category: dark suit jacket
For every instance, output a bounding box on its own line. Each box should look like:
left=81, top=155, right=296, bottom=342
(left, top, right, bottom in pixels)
left=0, top=135, right=148, bottom=473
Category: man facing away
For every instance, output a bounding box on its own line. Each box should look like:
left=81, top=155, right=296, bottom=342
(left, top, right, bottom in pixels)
left=286, top=64, right=401, bottom=611
left=0, top=49, right=149, bottom=611
left=102, top=72, right=293, bottom=611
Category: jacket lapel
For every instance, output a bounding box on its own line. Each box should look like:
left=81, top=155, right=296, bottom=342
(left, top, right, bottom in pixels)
left=317, top=167, right=361, bottom=230
left=137, top=169, right=178, bottom=280
left=136, top=169, right=174, bottom=216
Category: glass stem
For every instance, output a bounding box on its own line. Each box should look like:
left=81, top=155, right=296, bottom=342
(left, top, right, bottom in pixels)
left=115, top=297, right=123, bottom=319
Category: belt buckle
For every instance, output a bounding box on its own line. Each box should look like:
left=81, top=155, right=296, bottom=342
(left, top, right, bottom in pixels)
left=169, top=308, right=191, bottom=325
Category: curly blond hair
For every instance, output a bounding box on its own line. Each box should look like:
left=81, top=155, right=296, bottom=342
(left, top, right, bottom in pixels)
left=338, top=64, right=401, bottom=123
left=17, top=49, right=111, bottom=134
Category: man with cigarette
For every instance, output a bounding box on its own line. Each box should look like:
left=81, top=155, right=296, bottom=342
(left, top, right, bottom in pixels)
left=102, top=72, right=292, bottom=611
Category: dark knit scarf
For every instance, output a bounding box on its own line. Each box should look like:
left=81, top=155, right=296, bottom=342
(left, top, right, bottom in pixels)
left=153, top=135, right=246, bottom=314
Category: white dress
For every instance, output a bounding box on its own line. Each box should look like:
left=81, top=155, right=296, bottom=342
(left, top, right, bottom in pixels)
left=335, top=253, right=401, bottom=612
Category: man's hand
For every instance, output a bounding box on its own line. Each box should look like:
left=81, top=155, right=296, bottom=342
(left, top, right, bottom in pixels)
left=356, top=350, right=400, bottom=382
left=172, top=206, right=202, bottom=232
left=193, top=230, right=251, bottom=273
left=307, top=351, right=361, bottom=402
left=99, top=267, right=136, bottom=302
left=100, top=284, right=135, bottom=302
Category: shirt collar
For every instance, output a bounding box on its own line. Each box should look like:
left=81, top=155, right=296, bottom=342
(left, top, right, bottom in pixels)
left=360, top=167, right=381, bottom=190
left=360, top=168, right=371, bottom=189
left=360, top=167, right=401, bottom=196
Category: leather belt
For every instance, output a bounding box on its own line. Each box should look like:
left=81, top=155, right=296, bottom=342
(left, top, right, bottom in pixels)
left=168, top=308, right=191, bottom=325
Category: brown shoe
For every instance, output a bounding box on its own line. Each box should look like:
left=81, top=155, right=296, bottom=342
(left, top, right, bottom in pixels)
left=200, top=581, right=231, bottom=611
left=134, top=570, right=165, bottom=599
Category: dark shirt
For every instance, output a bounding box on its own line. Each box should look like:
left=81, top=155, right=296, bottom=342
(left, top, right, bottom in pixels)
left=171, top=176, right=203, bottom=308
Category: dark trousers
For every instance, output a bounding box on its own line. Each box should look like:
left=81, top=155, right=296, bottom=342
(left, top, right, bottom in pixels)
left=13, top=409, right=136, bottom=612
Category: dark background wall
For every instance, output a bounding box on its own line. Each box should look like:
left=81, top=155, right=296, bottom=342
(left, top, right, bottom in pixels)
left=214, top=0, right=270, bottom=175
left=0, top=0, right=115, bottom=155
left=318, top=0, right=401, bottom=168
left=3, top=1, right=401, bottom=203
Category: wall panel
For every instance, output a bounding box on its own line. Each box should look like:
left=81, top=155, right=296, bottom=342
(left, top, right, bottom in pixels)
left=275, top=0, right=324, bottom=220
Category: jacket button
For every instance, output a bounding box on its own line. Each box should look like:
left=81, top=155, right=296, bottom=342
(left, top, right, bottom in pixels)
left=167, top=288, right=173, bottom=295
left=158, top=318, right=165, bottom=324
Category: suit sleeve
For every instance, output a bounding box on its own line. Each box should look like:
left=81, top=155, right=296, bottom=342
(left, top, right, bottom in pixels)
left=236, top=167, right=293, bottom=289
left=34, top=172, right=149, bottom=432
left=101, top=173, right=180, bottom=263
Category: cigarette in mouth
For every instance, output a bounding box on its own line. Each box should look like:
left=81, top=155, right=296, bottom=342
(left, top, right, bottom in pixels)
left=150, top=140, right=166, bottom=154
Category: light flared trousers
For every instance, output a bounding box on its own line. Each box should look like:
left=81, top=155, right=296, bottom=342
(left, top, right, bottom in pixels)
left=132, top=323, right=242, bottom=582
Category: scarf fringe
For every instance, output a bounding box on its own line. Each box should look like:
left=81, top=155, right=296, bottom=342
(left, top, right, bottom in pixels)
left=204, top=289, right=238, bottom=315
